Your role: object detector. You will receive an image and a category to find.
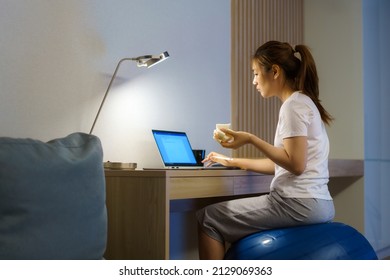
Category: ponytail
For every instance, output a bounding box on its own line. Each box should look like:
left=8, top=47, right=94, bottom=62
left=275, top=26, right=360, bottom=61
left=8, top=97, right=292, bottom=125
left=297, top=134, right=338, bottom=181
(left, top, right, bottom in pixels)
left=294, top=45, right=333, bottom=125
left=253, top=41, right=333, bottom=125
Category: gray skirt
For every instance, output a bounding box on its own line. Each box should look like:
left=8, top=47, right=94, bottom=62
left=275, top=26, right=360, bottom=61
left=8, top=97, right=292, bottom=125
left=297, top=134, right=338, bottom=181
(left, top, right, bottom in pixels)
left=196, top=191, right=335, bottom=244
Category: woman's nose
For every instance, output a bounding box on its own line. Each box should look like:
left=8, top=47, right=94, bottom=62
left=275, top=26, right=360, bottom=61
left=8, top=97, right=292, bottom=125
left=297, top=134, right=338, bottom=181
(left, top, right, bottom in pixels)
left=252, top=77, right=257, bottom=85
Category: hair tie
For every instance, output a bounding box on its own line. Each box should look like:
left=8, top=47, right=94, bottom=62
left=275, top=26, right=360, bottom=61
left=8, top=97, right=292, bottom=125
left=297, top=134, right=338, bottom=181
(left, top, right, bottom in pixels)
left=293, top=47, right=301, bottom=60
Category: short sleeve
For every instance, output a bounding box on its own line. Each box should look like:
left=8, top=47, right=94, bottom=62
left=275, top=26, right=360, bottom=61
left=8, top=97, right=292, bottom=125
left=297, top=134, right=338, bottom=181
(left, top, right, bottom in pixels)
left=278, top=98, right=313, bottom=139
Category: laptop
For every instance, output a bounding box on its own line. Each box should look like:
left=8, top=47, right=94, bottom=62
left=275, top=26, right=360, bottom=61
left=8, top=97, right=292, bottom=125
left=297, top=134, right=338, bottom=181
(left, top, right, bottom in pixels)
left=147, top=129, right=232, bottom=170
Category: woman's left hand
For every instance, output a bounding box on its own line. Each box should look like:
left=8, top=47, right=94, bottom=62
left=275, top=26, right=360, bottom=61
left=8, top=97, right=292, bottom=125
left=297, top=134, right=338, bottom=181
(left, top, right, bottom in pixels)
left=218, top=129, right=252, bottom=149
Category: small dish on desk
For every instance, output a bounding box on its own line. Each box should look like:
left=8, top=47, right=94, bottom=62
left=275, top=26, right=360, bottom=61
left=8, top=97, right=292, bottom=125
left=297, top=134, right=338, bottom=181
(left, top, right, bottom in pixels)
left=104, top=162, right=137, bottom=170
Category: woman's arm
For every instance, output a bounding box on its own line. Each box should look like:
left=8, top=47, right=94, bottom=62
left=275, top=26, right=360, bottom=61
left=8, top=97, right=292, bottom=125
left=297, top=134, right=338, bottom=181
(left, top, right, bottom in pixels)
left=248, top=135, right=307, bottom=175
left=231, top=157, right=275, bottom=174
left=203, top=152, right=275, bottom=174
left=221, top=129, right=307, bottom=175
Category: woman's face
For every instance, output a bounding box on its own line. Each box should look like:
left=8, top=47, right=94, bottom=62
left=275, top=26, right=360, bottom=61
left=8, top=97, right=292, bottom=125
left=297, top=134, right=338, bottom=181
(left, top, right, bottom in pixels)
left=252, top=62, right=275, bottom=98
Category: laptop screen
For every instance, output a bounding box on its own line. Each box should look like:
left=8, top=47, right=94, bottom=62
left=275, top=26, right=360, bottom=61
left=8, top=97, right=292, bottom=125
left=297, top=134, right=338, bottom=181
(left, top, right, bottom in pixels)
left=152, top=130, right=198, bottom=167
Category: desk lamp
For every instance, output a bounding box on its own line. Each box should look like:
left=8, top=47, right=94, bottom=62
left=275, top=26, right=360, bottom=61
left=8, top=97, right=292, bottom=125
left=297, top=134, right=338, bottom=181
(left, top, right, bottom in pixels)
left=89, top=51, right=169, bottom=170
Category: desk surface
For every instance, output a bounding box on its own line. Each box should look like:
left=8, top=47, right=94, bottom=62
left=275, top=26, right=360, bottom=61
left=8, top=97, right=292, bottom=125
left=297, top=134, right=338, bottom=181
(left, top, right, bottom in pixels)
left=105, top=159, right=364, bottom=177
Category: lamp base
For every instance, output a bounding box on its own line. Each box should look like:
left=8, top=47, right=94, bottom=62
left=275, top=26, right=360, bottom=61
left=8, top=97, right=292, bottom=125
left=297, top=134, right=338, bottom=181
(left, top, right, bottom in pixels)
left=104, top=161, right=137, bottom=170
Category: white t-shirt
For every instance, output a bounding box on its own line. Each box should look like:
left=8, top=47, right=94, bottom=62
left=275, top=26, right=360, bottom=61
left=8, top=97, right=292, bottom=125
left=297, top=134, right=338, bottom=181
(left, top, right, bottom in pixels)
left=270, top=91, right=333, bottom=200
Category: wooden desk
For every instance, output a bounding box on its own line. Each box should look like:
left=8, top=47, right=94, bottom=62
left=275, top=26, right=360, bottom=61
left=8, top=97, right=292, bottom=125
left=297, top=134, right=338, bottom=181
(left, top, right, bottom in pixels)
left=104, top=159, right=363, bottom=260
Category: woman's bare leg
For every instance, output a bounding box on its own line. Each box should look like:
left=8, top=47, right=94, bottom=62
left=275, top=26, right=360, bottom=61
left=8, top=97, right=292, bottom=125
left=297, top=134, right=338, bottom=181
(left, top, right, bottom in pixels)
left=198, top=227, right=225, bottom=260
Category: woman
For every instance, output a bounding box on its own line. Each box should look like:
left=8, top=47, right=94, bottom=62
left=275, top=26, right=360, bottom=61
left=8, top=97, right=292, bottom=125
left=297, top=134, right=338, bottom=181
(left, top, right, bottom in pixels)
left=196, top=41, right=335, bottom=260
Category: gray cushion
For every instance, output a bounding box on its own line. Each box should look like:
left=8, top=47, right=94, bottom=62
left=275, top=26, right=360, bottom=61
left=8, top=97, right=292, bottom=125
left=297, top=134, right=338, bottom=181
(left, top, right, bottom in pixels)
left=0, top=132, right=107, bottom=259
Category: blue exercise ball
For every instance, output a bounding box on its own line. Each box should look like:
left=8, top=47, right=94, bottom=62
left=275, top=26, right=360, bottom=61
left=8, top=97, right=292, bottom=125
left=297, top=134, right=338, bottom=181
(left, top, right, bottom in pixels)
left=224, top=222, right=377, bottom=260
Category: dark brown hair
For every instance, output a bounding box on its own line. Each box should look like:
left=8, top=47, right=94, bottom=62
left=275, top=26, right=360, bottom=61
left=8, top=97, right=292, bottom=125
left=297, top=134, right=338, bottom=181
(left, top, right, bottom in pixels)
left=252, top=41, right=333, bottom=125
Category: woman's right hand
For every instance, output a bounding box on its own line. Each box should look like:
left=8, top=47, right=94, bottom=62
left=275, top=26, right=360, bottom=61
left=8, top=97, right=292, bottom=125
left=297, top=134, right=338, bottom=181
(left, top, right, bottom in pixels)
left=202, top=152, right=233, bottom=167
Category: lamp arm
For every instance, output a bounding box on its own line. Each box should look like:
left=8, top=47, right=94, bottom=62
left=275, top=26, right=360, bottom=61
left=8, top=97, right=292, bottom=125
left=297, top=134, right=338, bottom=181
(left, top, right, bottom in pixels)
left=89, top=51, right=169, bottom=134
left=89, top=58, right=136, bottom=134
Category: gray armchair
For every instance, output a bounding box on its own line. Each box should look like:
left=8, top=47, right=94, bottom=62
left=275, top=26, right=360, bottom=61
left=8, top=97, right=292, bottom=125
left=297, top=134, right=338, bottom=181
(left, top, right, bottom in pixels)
left=0, top=133, right=107, bottom=259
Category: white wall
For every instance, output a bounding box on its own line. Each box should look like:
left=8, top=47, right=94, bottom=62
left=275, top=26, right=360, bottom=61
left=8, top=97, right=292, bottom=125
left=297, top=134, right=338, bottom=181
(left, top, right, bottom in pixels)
left=304, top=0, right=365, bottom=233
left=0, top=0, right=231, bottom=169
left=86, top=0, right=231, bottom=168
left=0, top=1, right=100, bottom=139
left=304, top=0, right=363, bottom=159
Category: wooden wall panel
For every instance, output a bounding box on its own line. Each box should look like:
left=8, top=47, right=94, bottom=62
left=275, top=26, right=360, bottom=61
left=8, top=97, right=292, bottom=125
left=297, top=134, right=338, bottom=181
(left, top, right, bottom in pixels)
left=231, top=0, right=303, bottom=158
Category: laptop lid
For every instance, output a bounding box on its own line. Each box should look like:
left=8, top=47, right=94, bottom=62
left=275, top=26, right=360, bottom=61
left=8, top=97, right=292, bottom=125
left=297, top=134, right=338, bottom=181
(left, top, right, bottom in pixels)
left=152, top=129, right=199, bottom=167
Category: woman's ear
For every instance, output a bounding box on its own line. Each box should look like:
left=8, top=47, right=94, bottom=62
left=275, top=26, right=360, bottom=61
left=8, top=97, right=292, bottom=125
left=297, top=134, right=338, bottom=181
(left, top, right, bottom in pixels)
left=271, top=64, right=280, bottom=79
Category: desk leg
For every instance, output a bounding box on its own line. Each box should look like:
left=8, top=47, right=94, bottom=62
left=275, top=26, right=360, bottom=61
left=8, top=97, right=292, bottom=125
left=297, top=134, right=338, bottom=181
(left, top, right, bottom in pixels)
left=104, top=176, right=169, bottom=259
